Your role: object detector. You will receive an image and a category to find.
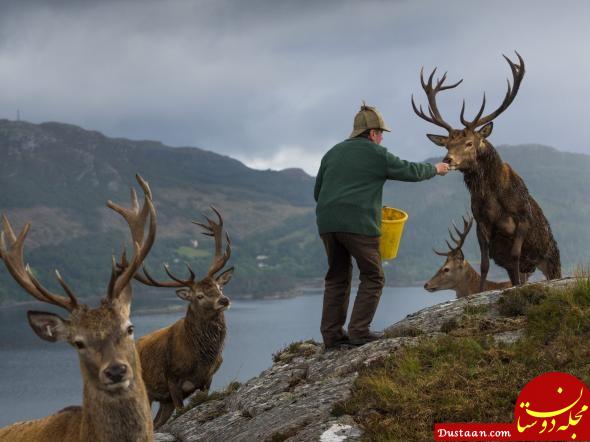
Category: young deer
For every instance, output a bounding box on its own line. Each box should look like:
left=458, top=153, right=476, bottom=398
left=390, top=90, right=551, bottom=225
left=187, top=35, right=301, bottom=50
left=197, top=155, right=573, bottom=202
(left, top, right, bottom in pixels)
left=412, top=52, right=561, bottom=290
left=424, top=215, right=511, bottom=298
left=0, top=175, right=156, bottom=442
left=130, top=207, right=233, bottom=428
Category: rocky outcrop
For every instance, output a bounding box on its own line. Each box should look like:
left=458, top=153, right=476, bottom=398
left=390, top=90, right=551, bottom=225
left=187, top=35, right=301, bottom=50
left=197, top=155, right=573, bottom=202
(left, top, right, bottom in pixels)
left=154, top=278, right=575, bottom=441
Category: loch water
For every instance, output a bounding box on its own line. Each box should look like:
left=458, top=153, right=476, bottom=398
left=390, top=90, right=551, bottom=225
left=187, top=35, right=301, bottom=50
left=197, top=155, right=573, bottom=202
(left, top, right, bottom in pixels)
left=0, top=286, right=454, bottom=426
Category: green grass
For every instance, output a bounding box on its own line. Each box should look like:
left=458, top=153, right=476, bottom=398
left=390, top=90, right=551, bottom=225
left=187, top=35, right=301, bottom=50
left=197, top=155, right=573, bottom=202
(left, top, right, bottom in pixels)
left=497, top=284, right=550, bottom=317
left=337, top=278, right=590, bottom=441
left=176, top=246, right=210, bottom=259
left=272, top=339, right=320, bottom=363
left=463, top=303, right=489, bottom=316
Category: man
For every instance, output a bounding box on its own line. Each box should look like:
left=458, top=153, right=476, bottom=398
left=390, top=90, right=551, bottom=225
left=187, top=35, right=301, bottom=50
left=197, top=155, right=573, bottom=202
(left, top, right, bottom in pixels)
left=314, top=103, right=449, bottom=349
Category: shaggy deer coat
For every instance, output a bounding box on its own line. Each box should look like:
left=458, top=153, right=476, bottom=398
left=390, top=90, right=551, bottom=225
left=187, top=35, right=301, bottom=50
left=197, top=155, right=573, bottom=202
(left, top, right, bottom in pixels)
left=424, top=216, right=512, bottom=298
left=131, top=207, right=233, bottom=428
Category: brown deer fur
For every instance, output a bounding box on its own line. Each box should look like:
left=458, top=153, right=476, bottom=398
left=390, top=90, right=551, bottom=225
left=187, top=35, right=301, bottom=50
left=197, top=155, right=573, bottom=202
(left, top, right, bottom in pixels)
left=0, top=175, right=155, bottom=442
left=131, top=207, right=233, bottom=428
left=413, top=53, right=561, bottom=289
left=425, top=254, right=511, bottom=298
left=424, top=216, right=511, bottom=298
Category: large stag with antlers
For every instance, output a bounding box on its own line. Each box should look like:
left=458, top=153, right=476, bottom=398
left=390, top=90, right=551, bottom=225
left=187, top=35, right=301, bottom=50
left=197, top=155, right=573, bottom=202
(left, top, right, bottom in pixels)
left=424, top=215, right=511, bottom=298
left=0, top=175, right=155, bottom=442
left=412, top=52, right=561, bottom=289
left=129, top=207, right=233, bottom=428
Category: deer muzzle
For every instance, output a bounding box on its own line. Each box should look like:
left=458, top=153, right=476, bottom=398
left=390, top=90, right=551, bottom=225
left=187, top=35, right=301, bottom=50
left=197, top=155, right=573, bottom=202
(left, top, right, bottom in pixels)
left=424, top=282, right=437, bottom=292
left=100, top=362, right=132, bottom=389
left=216, top=296, right=231, bottom=311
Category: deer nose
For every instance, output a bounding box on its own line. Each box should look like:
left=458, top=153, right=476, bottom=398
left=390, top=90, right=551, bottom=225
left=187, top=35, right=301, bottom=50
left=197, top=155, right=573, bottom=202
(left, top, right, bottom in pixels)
left=104, top=363, right=128, bottom=383
left=218, top=296, right=230, bottom=307
left=424, top=282, right=429, bottom=290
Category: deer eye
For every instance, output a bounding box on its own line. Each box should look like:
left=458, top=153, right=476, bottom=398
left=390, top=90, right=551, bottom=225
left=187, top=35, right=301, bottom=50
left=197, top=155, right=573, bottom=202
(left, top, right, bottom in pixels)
left=197, top=294, right=204, bottom=300
left=74, top=340, right=86, bottom=350
left=443, top=268, right=450, bottom=273
left=127, top=325, right=134, bottom=335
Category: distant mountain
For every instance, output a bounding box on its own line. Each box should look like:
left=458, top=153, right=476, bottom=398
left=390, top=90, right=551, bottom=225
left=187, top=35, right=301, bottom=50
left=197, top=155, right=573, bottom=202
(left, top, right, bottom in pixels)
left=0, top=119, right=315, bottom=302
left=0, top=119, right=588, bottom=303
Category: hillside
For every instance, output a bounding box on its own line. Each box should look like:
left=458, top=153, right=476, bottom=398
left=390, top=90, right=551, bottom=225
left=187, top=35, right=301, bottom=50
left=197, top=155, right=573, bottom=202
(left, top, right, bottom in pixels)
left=153, top=278, right=588, bottom=441
left=0, top=119, right=316, bottom=302
left=0, top=119, right=589, bottom=303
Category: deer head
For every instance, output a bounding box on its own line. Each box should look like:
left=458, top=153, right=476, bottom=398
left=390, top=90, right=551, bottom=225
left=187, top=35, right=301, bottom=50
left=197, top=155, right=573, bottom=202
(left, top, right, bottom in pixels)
left=0, top=175, right=156, bottom=393
left=412, top=52, right=525, bottom=171
left=133, top=206, right=233, bottom=316
left=424, top=215, right=473, bottom=292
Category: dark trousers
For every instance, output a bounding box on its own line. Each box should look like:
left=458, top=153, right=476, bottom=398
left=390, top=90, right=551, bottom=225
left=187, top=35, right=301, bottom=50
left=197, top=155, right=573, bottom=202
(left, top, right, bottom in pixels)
left=320, top=232, right=385, bottom=345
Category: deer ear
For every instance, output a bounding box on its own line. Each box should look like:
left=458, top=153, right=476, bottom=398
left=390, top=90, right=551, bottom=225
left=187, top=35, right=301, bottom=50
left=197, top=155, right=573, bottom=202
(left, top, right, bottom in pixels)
left=27, top=311, right=70, bottom=343
left=477, top=122, right=493, bottom=138
left=216, top=267, right=234, bottom=286
left=426, top=134, right=449, bottom=147
left=175, top=288, right=192, bottom=301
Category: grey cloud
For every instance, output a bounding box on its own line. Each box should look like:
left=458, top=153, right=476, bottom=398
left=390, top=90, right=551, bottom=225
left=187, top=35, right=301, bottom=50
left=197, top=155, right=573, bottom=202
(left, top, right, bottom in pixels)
left=0, top=0, right=588, bottom=174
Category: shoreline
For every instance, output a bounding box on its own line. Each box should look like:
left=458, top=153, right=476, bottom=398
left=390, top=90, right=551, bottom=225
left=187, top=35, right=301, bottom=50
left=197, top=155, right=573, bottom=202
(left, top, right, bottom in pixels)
left=0, top=281, right=429, bottom=312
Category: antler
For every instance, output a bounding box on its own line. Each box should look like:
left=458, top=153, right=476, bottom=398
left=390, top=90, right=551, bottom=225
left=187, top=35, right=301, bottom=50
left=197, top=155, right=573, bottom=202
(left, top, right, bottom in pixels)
left=461, top=51, right=525, bottom=129
left=131, top=262, right=196, bottom=288
left=130, top=206, right=230, bottom=289
left=0, top=215, right=79, bottom=312
left=192, top=206, right=231, bottom=278
left=411, top=67, right=463, bottom=133
left=106, top=174, right=157, bottom=301
left=434, top=215, right=473, bottom=257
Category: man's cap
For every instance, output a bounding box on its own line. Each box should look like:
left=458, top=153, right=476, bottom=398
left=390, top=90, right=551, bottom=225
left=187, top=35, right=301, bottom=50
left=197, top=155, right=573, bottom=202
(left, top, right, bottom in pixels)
left=350, top=101, right=391, bottom=138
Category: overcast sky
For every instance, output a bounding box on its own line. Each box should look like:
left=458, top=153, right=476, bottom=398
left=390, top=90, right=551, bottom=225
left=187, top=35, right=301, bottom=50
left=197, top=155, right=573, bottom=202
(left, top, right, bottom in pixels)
left=0, top=0, right=588, bottom=175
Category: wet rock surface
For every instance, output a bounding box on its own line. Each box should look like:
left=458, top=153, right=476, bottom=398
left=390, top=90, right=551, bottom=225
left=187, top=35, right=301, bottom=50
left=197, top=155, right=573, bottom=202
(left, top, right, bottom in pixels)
left=155, top=278, right=574, bottom=441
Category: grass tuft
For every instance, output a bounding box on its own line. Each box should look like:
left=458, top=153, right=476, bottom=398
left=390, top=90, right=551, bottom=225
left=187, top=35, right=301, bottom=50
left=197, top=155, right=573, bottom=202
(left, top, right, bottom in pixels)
left=439, top=318, right=459, bottom=333
left=385, top=325, right=423, bottom=338
left=272, top=339, right=320, bottom=363
left=463, top=303, right=489, bottom=316
left=497, top=284, right=549, bottom=316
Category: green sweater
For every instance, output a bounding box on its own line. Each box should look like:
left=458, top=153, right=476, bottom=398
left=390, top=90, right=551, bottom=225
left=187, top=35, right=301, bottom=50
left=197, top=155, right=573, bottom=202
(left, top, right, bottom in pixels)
left=314, top=137, right=436, bottom=236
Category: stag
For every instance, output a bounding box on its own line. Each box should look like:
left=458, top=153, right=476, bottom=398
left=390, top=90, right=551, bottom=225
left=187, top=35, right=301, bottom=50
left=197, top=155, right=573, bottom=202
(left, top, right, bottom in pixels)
left=129, top=207, right=233, bottom=428
left=424, top=215, right=511, bottom=298
left=412, top=52, right=561, bottom=290
left=0, top=175, right=155, bottom=442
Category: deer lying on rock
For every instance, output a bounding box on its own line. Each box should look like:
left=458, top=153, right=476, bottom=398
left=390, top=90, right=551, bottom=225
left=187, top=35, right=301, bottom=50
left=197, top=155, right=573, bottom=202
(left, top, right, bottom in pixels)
left=0, top=175, right=155, bottom=442
left=412, top=52, right=561, bottom=290
left=129, top=207, right=233, bottom=428
left=424, top=215, right=511, bottom=298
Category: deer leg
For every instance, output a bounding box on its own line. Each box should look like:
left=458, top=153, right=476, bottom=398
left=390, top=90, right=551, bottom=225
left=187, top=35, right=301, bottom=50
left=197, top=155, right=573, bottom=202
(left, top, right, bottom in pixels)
left=507, top=268, right=520, bottom=286
left=168, top=380, right=185, bottom=410
left=154, top=401, right=175, bottom=429
left=511, top=221, right=529, bottom=286
left=476, top=224, right=490, bottom=292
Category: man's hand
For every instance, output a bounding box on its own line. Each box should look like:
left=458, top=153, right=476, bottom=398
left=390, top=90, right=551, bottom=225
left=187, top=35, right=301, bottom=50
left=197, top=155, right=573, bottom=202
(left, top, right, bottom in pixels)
left=435, top=162, right=450, bottom=176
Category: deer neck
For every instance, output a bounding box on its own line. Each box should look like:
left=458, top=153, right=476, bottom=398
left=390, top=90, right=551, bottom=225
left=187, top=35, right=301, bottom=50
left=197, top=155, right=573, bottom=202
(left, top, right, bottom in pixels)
left=463, top=142, right=503, bottom=196
left=184, top=304, right=227, bottom=361
left=80, top=356, right=152, bottom=442
left=454, top=263, right=482, bottom=298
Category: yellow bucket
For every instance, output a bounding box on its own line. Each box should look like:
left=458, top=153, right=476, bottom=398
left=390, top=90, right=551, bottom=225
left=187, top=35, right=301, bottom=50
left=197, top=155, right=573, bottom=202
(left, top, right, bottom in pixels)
left=379, top=206, right=408, bottom=260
